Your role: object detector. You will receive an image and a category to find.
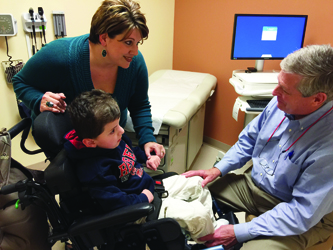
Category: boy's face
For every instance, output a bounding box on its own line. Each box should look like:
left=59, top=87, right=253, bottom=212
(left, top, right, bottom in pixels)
left=92, top=118, right=124, bottom=149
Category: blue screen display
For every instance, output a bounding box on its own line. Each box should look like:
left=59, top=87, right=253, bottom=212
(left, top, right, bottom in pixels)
left=231, top=14, right=307, bottom=59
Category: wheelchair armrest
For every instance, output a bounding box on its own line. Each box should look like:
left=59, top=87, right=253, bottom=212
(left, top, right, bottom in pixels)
left=68, top=203, right=154, bottom=236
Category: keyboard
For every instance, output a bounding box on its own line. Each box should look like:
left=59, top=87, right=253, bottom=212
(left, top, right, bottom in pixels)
left=246, top=99, right=270, bottom=112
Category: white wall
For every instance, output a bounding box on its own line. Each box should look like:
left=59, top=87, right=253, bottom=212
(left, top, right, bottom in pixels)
left=0, top=0, right=175, bottom=167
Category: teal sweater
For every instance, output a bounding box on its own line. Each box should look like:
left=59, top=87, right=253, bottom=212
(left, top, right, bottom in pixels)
left=12, top=34, right=155, bottom=146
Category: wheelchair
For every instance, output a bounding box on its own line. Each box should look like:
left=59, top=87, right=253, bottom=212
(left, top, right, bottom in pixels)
left=0, top=111, right=240, bottom=250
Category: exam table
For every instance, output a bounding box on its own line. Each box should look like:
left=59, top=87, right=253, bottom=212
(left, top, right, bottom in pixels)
left=125, top=69, right=217, bottom=174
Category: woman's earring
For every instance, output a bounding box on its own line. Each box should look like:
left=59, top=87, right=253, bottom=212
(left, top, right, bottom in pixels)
left=102, top=49, right=107, bottom=57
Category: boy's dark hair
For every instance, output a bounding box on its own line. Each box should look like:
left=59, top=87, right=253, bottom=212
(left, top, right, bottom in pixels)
left=67, top=89, right=120, bottom=139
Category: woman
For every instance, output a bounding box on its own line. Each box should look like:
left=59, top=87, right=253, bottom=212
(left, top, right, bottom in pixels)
left=12, top=0, right=165, bottom=162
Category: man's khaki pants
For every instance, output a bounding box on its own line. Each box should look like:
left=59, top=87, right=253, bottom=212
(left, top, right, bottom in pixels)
left=207, top=168, right=333, bottom=250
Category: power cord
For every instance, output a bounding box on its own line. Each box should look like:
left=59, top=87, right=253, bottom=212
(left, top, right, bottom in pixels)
left=4, top=36, right=13, bottom=65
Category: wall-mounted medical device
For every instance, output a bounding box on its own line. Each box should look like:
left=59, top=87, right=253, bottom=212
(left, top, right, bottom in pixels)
left=0, top=13, right=22, bottom=84
left=22, top=8, right=48, bottom=58
left=0, top=14, right=18, bottom=36
left=52, top=11, right=67, bottom=38
left=21, top=9, right=47, bottom=33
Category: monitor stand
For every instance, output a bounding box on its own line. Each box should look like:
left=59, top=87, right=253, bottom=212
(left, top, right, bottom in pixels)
left=230, top=69, right=279, bottom=96
left=255, top=60, right=264, bottom=72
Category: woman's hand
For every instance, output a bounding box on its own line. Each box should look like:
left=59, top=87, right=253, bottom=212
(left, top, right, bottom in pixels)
left=40, top=92, right=67, bottom=113
left=144, top=142, right=165, bottom=159
left=146, top=155, right=161, bottom=171
left=181, top=168, right=221, bottom=187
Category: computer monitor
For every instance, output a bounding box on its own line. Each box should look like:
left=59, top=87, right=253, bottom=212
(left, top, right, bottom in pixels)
left=231, top=14, right=308, bottom=71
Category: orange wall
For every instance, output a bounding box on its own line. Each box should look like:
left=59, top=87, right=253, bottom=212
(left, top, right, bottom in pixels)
left=173, top=0, right=333, bottom=146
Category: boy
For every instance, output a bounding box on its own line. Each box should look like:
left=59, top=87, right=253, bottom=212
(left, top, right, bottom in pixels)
left=64, top=90, right=227, bottom=242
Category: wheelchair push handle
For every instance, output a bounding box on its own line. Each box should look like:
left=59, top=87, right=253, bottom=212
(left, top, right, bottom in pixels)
left=0, top=180, right=27, bottom=195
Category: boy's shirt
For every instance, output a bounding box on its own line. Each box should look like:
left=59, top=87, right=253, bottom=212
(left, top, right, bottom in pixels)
left=64, top=130, right=155, bottom=212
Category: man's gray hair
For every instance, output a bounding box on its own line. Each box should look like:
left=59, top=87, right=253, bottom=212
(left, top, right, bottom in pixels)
left=280, top=44, right=333, bottom=101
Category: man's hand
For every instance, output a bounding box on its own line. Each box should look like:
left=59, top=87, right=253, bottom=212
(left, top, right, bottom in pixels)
left=144, top=142, right=165, bottom=159
left=146, top=155, right=161, bottom=171
left=181, top=168, right=221, bottom=187
left=199, top=224, right=238, bottom=249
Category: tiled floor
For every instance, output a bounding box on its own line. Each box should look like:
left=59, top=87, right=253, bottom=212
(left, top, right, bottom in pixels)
left=51, top=143, right=243, bottom=250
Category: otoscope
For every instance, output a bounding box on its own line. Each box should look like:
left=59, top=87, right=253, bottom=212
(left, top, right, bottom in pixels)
left=38, top=7, right=47, bottom=45
left=29, top=8, right=37, bottom=54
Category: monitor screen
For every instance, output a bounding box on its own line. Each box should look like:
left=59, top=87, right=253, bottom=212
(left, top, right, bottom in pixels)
left=231, top=14, right=307, bottom=64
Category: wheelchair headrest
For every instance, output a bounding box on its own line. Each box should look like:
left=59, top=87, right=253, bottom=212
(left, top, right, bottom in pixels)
left=33, top=111, right=73, bottom=160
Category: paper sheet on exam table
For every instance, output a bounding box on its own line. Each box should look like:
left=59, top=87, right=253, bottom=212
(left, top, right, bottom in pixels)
left=125, top=70, right=207, bottom=134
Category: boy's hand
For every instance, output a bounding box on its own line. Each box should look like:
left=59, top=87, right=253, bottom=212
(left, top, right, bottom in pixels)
left=146, top=155, right=161, bottom=171
left=141, top=189, right=154, bottom=203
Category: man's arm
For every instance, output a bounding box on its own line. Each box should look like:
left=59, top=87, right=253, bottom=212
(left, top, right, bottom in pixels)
left=234, top=153, right=333, bottom=243
left=182, top=168, right=221, bottom=187
left=183, top=109, right=268, bottom=185
left=198, top=224, right=238, bottom=249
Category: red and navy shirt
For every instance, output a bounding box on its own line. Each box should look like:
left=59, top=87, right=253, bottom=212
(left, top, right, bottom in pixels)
left=64, top=130, right=155, bottom=212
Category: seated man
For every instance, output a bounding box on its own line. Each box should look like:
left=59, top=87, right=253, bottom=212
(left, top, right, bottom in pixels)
left=184, top=44, right=333, bottom=249
left=63, top=89, right=227, bottom=243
